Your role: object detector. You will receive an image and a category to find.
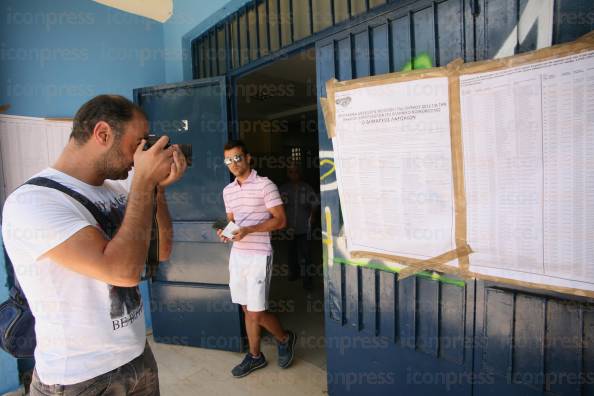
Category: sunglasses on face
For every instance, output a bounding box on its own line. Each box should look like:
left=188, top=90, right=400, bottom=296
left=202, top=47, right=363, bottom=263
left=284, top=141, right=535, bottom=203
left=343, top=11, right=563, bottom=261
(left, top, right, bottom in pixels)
left=224, top=154, right=244, bottom=165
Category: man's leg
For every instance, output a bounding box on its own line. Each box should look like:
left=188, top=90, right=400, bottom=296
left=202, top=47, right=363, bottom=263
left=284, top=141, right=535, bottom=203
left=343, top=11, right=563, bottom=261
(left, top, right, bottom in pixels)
left=243, top=305, right=263, bottom=356
left=243, top=308, right=295, bottom=369
left=243, top=307, right=288, bottom=351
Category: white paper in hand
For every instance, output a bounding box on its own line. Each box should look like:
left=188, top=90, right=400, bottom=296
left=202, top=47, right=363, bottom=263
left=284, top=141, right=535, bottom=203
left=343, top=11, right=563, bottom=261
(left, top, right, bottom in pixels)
left=222, top=221, right=240, bottom=239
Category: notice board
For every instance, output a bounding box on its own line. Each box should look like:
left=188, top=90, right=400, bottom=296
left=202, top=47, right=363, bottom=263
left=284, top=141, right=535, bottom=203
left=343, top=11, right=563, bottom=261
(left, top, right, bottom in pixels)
left=323, top=32, right=594, bottom=297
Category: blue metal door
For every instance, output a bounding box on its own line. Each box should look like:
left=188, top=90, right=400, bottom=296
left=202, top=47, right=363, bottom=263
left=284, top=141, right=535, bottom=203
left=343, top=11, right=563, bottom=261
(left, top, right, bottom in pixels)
left=134, top=77, right=244, bottom=352
left=472, top=1, right=594, bottom=395
left=316, top=0, right=594, bottom=395
left=317, top=1, right=475, bottom=394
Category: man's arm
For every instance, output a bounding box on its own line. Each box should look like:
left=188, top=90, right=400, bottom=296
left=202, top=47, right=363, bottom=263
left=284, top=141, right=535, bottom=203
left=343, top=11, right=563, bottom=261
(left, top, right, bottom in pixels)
left=41, top=174, right=161, bottom=287
left=232, top=204, right=286, bottom=242
left=41, top=138, right=184, bottom=287
left=154, top=145, right=188, bottom=261
left=155, top=186, right=173, bottom=261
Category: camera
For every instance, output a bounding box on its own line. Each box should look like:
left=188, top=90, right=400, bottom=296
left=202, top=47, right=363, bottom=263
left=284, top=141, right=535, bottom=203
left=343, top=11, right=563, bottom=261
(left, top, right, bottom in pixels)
left=145, top=135, right=193, bottom=167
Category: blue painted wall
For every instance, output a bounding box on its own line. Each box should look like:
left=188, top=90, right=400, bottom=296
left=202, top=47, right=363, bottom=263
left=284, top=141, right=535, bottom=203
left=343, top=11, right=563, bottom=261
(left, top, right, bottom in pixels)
left=0, top=236, right=20, bottom=395
left=0, top=0, right=165, bottom=118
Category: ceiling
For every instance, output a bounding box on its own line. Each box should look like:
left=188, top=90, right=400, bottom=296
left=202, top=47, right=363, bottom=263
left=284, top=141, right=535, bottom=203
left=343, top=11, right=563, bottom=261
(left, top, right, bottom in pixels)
left=93, top=0, right=173, bottom=22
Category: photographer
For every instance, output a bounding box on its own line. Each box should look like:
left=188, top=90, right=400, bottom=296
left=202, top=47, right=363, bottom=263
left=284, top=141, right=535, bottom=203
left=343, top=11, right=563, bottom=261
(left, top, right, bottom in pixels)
left=1, top=95, right=187, bottom=395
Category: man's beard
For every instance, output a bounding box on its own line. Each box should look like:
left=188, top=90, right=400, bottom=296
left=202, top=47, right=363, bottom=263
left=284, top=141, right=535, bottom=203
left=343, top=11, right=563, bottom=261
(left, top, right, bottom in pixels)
left=96, top=143, right=130, bottom=181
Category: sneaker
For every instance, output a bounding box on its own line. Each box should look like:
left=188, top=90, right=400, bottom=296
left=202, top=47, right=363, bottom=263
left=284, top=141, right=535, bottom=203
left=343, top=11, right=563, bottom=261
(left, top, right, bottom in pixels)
left=277, top=331, right=297, bottom=368
left=231, top=353, right=267, bottom=378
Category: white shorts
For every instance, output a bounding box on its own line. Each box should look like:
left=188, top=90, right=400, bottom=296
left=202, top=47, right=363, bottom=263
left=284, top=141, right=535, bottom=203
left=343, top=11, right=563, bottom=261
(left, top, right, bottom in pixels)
left=228, top=250, right=273, bottom=312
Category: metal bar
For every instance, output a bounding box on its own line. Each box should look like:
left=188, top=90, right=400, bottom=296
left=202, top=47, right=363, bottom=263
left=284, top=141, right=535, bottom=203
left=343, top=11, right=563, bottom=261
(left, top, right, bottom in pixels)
left=368, top=25, right=373, bottom=75
left=408, top=10, right=415, bottom=61
left=225, top=22, right=233, bottom=73
left=309, top=0, right=314, bottom=36
left=213, top=29, right=219, bottom=76
left=245, top=8, right=252, bottom=62
left=191, top=39, right=198, bottom=78
left=265, top=0, right=272, bottom=53
left=331, top=0, right=336, bottom=25
left=432, top=1, right=439, bottom=66
left=437, top=281, right=442, bottom=357
left=254, top=0, right=261, bottom=59
left=289, top=0, right=295, bottom=44
left=236, top=15, right=241, bottom=68
left=277, top=0, right=282, bottom=48
left=509, top=292, right=516, bottom=380
left=387, top=16, right=394, bottom=72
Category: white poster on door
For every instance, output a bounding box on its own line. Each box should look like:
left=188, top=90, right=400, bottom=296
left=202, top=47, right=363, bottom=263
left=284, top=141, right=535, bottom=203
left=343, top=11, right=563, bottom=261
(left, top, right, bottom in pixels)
left=460, top=50, right=594, bottom=291
left=332, top=77, right=456, bottom=261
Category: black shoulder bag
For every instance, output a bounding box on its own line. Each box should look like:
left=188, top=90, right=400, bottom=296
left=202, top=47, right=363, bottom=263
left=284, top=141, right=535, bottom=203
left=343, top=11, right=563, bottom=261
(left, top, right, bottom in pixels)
left=0, top=177, right=159, bottom=358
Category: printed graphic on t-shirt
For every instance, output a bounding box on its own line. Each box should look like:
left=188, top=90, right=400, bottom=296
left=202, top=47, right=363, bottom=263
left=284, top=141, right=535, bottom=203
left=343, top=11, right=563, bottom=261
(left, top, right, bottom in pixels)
left=95, top=196, right=143, bottom=329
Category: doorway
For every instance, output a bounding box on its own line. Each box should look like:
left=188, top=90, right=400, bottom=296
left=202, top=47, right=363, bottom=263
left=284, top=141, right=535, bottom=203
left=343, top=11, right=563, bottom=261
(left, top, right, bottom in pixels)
left=235, top=47, right=326, bottom=370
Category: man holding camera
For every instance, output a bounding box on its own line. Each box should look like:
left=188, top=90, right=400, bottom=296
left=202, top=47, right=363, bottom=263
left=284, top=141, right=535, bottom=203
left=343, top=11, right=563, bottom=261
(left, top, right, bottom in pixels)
left=217, top=140, right=296, bottom=378
left=2, top=95, right=187, bottom=395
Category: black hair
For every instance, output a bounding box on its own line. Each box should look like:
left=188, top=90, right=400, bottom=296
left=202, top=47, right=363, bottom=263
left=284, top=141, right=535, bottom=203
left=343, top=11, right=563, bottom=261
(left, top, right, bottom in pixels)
left=224, top=139, right=250, bottom=156
left=70, top=95, right=146, bottom=144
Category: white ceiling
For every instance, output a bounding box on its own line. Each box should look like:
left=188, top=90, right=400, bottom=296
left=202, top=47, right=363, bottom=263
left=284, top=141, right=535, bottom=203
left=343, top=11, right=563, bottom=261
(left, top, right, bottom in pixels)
left=93, top=0, right=173, bottom=22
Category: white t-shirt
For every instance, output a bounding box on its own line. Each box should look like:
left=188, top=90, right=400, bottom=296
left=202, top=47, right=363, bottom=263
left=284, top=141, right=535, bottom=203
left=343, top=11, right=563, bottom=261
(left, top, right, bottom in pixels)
left=1, top=168, right=145, bottom=385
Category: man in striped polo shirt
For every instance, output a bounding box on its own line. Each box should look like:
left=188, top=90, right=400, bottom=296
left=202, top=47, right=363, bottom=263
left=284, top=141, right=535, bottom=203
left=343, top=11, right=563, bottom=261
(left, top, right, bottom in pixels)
left=217, top=140, right=296, bottom=378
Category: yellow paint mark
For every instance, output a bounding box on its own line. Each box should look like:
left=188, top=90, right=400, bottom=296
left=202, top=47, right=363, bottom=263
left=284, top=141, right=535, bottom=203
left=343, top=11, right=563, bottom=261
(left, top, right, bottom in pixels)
left=320, top=159, right=336, bottom=181
left=325, top=207, right=332, bottom=243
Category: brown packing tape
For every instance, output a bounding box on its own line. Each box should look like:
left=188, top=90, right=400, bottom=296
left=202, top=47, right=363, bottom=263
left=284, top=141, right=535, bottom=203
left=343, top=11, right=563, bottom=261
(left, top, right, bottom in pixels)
left=332, top=67, right=450, bottom=93
left=336, top=60, right=471, bottom=279
left=350, top=244, right=472, bottom=280
left=470, top=273, right=594, bottom=299
left=459, top=32, right=594, bottom=76
left=324, top=78, right=337, bottom=139
left=577, top=30, right=594, bottom=44
left=398, top=58, right=471, bottom=278
left=319, top=97, right=334, bottom=139
left=447, top=58, right=471, bottom=274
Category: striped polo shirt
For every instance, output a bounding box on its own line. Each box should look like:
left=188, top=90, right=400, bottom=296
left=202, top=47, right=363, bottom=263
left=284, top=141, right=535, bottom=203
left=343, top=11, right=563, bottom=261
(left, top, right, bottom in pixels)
left=223, top=169, right=283, bottom=256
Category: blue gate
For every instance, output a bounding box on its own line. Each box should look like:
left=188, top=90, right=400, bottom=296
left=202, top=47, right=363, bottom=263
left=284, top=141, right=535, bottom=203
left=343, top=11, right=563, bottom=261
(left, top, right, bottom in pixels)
left=134, top=78, right=244, bottom=352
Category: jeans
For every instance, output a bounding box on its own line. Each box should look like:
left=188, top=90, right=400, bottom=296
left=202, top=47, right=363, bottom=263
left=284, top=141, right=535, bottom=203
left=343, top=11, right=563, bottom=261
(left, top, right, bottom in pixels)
left=30, top=342, right=159, bottom=396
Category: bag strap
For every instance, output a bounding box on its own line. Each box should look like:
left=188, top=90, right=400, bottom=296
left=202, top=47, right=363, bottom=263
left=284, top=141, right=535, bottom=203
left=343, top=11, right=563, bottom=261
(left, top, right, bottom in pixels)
left=6, top=177, right=159, bottom=287
left=26, top=177, right=115, bottom=236
left=25, top=177, right=160, bottom=280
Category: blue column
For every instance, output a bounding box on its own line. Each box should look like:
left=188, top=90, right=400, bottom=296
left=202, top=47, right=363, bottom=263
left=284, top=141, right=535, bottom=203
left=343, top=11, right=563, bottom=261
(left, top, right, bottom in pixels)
left=0, top=234, right=20, bottom=394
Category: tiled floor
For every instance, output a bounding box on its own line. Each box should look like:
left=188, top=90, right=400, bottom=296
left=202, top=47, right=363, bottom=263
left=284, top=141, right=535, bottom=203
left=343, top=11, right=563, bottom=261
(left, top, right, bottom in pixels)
left=155, top=242, right=328, bottom=395
left=152, top=335, right=327, bottom=396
